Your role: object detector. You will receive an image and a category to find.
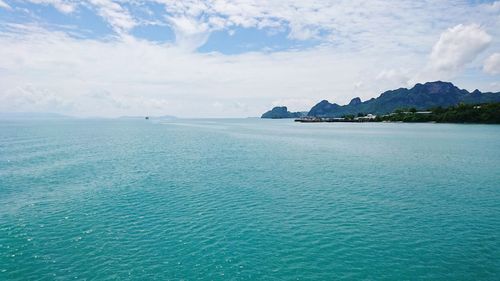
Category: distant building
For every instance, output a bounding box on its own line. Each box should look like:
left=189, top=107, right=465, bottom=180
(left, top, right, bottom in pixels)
left=355, top=114, right=377, bottom=121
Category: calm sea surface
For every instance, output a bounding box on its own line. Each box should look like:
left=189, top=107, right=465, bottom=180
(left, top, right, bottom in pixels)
left=1, top=118, right=499, bottom=280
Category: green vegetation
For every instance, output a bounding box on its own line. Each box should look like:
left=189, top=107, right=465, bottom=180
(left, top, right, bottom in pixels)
left=342, top=114, right=355, bottom=120
left=376, top=103, right=500, bottom=124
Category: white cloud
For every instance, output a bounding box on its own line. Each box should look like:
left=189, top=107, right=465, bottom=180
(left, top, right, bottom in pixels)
left=149, top=0, right=488, bottom=51
left=89, top=0, right=136, bottom=33
left=28, top=0, right=75, bottom=14
left=25, top=0, right=136, bottom=33
left=1, top=22, right=497, bottom=117
left=0, top=0, right=11, bottom=10
left=429, top=24, right=492, bottom=74
left=376, top=69, right=411, bottom=85
left=168, top=15, right=211, bottom=50
left=484, top=1, right=500, bottom=12
left=15, top=0, right=500, bottom=54
left=287, top=23, right=321, bottom=41
left=0, top=85, right=73, bottom=113
left=0, top=25, right=404, bottom=117
left=1, top=2, right=499, bottom=117
left=271, top=98, right=316, bottom=112
left=488, top=82, right=500, bottom=92
left=484, top=53, right=500, bottom=75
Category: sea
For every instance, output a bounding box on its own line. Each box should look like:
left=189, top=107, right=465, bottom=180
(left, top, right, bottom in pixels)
left=1, top=118, right=499, bottom=280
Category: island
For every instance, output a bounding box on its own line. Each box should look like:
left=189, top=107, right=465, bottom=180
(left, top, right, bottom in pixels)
left=261, top=106, right=307, bottom=119
left=295, top=103, right=500, bottom=124
left=263, top=81, right=500, bottom=124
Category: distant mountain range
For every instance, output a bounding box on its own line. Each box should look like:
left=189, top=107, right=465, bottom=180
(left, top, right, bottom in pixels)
left=262, top=81, right=500, bottom=118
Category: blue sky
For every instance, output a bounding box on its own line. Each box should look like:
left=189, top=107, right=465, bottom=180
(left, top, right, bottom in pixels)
left=0, top=0, right=499, bottom=117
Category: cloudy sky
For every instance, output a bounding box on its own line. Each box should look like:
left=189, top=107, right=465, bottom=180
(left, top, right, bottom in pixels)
left=0, top=0, right=499, bottom=117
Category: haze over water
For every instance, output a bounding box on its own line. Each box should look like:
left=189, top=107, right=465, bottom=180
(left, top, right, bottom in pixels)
left=1, top=119, right=499, bottom=280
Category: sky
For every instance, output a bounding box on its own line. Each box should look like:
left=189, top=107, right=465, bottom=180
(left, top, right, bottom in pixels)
left=0, top=0, right=499, bottom=118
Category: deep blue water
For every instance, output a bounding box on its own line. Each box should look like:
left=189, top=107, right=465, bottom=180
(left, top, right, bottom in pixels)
left=1, top=118, right=499, bottom=280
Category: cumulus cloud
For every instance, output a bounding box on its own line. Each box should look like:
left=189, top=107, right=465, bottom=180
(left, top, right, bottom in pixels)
left=1, top=2, right=499, bottom=116
left=0, top=25, right=399, bottom=117
left=8, top=0, right=498, bottom=53
left=145, top=0, right=486, bottom=51
left=484, top=53, right=500, bottom=75
left=429, top=24, right=492, bottom=74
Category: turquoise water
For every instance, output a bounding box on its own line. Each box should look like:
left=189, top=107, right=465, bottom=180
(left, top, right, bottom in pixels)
left=1, top=118, right=499, bottom=280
